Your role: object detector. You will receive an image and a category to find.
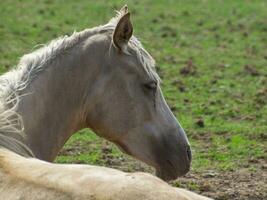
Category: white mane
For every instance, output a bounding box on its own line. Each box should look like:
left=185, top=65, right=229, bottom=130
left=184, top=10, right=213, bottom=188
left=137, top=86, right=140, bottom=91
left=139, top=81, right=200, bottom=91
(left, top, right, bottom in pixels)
left=0, top=27, right=101, bottom=138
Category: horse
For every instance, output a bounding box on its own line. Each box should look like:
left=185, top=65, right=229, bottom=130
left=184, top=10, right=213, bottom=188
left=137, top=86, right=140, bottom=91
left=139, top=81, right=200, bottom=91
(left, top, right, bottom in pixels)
left=0, top=5, right=212, bottom=199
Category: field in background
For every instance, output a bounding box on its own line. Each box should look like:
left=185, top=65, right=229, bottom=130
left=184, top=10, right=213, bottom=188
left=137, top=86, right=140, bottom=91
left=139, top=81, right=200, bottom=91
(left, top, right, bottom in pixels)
left=0, top=0, right=266, bottom=199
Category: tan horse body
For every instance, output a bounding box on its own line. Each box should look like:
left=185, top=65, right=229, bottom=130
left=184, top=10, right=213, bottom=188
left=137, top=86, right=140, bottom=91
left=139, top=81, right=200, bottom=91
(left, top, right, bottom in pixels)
left=0, top=149, right=211, bottom=200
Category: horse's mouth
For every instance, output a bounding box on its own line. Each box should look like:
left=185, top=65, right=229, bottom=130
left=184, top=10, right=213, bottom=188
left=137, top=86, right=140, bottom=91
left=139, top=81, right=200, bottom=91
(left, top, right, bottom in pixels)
left=155, top=168, right=179, bottom=182
left=156, top=169, right=171, bottom=181
left=155, top=159, right=190, bottom=181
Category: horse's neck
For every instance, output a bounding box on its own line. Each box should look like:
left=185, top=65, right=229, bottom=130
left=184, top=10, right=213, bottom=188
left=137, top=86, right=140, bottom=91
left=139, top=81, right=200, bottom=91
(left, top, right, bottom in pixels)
left=17, top=50, right=94, bottom=161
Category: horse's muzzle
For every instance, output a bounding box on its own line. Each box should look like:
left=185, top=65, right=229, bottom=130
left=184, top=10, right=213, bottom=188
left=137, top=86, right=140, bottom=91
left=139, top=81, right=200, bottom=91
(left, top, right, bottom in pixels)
left=156, top=145, right=192, bottom=181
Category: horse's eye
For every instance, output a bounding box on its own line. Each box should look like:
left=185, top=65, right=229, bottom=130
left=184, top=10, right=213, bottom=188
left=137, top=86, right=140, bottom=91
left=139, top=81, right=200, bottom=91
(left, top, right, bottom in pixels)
left=143, top=81, right=157, bottom=91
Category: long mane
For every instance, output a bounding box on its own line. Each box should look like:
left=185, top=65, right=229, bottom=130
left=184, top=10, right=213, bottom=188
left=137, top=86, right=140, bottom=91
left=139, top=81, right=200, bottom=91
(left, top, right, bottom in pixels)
left=0, top=28, right=100, bottom=138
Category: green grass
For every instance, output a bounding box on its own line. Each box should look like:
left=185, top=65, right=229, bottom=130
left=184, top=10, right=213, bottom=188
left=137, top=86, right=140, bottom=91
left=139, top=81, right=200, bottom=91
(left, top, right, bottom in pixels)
left=0, top=0, right=266, bottom=174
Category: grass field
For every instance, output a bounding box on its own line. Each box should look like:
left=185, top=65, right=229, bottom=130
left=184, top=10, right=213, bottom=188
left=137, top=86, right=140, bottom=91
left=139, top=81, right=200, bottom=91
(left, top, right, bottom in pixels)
left=1, top=0, right=266, bottom=199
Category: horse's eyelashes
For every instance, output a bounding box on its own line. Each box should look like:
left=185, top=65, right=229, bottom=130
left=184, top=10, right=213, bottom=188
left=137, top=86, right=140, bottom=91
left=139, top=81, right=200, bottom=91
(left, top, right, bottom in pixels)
left=143, top=81, right=157, bottom=90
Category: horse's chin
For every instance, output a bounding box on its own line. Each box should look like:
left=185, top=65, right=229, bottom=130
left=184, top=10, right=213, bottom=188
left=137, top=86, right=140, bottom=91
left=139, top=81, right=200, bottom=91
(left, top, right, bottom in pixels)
left=155, top=169, right=177, bottom=182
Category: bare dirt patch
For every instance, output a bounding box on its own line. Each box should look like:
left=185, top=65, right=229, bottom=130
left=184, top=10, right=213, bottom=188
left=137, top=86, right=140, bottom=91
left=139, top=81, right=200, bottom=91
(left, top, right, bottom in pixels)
left=173, top=168, right=267, bottom=200
left=243, top=64, right=260, bottom=76
left=180, top=59, right=197, bottom=76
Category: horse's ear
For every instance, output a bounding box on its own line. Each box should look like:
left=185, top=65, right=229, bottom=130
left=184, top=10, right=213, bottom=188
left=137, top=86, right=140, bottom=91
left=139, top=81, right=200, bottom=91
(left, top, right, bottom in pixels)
left=113, top=12, right=133, bottom=52
left=119, top=5, right=129, bottom=14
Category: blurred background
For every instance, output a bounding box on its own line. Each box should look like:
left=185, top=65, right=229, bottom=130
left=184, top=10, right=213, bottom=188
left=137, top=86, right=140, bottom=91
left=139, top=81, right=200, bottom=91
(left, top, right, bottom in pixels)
left=0, top=0, right=266, bottom=199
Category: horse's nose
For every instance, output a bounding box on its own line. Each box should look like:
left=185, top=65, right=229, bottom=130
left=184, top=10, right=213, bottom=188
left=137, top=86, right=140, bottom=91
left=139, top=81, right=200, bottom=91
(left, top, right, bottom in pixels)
left=186, top=145, right=192, bottom=162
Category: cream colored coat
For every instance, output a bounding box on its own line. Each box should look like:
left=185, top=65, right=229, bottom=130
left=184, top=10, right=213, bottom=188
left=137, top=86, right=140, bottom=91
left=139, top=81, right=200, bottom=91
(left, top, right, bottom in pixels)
left=0, top=149, right=212, bottom=200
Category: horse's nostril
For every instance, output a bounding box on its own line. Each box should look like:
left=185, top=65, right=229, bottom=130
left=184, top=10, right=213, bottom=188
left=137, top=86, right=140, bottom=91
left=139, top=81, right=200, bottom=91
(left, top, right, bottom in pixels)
left=186, top=146, right=192, bottom=162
